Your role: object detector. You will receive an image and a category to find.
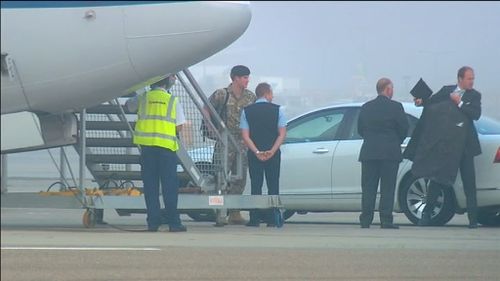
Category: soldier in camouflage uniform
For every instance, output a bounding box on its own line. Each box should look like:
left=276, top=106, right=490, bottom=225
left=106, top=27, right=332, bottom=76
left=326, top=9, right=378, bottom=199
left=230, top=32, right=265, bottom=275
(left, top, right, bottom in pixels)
left=205, top=65, right=256, bottom=225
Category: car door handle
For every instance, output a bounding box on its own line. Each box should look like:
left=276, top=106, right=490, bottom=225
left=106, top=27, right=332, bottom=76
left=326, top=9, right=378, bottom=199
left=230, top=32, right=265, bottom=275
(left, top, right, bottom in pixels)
left=313, top=148, right=329, bottom=154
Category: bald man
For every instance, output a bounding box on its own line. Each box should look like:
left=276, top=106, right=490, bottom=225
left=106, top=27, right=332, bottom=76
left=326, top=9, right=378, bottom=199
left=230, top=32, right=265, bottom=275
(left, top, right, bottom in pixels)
left=358, top=78, right=409, bottom=229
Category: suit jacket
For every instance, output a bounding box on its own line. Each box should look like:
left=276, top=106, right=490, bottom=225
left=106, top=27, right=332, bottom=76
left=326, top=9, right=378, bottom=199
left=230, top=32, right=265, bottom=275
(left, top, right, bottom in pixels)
left=410, top=100, right=469, bottom=185
left=358, top=95, right=409, bottom=162
left=404, top=85, right=482, bottom=160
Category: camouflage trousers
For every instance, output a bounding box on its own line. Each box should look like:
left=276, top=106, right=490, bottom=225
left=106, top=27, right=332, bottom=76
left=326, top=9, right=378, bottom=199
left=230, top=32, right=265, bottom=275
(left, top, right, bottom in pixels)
left=213, top=138, right=248, bottom=195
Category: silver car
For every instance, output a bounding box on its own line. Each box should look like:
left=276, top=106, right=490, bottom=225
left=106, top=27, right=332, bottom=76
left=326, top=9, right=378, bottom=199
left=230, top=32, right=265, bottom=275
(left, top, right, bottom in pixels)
left=279, top=103, right=500, bottom=226
left=186, top=103, right=499, bottom=225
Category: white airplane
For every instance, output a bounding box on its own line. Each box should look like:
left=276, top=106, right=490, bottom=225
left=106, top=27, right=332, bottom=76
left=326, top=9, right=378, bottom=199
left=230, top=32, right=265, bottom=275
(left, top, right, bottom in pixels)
left=1, top=1, right=251, bottom=153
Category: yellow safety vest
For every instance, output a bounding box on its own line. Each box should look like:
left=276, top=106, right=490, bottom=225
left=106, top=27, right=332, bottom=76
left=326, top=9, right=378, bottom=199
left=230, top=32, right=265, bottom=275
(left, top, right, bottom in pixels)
left=133, top=89, right=179, bottom=151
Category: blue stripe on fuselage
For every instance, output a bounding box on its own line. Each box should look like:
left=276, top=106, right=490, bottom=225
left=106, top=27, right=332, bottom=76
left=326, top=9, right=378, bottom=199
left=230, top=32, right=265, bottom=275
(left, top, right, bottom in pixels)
left=1, top=1, right=184, bottom=9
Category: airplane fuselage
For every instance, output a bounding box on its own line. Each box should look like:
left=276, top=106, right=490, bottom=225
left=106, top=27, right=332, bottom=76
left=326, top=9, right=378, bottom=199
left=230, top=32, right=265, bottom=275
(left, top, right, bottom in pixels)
left=1, top=1, right=251, bottom=114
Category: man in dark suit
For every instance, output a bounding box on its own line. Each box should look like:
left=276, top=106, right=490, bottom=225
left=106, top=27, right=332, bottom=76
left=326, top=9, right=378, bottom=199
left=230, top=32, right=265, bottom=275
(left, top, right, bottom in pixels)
left=413, top=66, right=481, bottom=228
left=240, top=82, right=287, bottom=227
left=358, top=78, right=409, bottom=229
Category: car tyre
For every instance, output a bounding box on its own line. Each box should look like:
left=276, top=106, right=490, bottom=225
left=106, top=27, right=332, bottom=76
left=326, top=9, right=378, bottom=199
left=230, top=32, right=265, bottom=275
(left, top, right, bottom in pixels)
left=399, top=174, right=455, bottom=226
left=477, top=209, right=500, bottom=227
left=282, top=210, right=295, bottom=221
left=186, top=210, right=217, bottom=222
left=182, top=161, right=218, bottom=222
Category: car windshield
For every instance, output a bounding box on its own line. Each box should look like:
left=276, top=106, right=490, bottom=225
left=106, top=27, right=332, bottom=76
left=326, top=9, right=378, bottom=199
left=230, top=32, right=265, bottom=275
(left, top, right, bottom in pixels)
left=474, top=117, right=500, bottom=135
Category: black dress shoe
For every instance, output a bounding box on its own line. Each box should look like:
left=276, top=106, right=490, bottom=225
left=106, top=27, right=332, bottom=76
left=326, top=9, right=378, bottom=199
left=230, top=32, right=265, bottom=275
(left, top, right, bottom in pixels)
left=246, top=221, right=260, bottom=227
left=147, top=227, right=159, bottom=232
left=360, top=224, right=370, bottom=229
left=266, top=223, right=276, bottom=227
left=169, top=224, right=187, bottom=232
left=418, top=213, right=431, bottom=226
left=381, top=224, right=399, bottom=229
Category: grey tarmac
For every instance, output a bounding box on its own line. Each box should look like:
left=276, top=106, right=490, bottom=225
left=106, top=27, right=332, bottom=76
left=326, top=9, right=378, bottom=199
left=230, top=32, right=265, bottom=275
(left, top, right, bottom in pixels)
left=2, top=209, right=499, bottom=281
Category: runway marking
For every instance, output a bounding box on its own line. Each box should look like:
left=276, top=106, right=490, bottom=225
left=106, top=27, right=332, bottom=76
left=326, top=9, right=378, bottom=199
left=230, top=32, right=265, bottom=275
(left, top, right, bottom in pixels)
left=1, top=247, right=161, bottom=251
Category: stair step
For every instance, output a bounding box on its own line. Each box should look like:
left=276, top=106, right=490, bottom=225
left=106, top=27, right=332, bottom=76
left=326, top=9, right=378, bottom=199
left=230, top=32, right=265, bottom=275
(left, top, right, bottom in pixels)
left=86, top=138, right=135, bottom=147
left=86, top=121, right=136, bottom=131
left=84, top=104, right=135, bottom=115
left=87, top=154, right=140, bottom=164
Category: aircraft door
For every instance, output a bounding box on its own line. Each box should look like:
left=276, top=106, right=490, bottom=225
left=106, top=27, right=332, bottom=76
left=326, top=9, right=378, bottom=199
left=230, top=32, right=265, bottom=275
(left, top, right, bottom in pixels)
left=0, top=53, right=28, bottom=114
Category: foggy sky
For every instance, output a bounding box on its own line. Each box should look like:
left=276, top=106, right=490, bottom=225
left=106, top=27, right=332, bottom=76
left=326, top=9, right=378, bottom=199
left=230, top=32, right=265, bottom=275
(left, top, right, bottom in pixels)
left=4, top=1, right=499, bottom=180
left=193, top=1, right=500, bottom=119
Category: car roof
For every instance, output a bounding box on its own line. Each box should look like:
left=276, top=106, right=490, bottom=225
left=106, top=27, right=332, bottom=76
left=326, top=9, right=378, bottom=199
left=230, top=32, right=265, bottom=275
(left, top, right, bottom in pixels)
left=289, top=101, right=423, bottom=122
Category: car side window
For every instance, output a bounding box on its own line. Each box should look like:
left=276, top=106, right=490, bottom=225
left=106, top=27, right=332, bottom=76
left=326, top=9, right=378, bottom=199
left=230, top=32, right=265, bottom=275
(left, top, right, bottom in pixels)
left=347, top=109, right=362, bottom=140
left=348, top=110, right=419, bottom=140
left=286, top=109, right=347, bottom=143
left=406, top=114, right=418, bottom=137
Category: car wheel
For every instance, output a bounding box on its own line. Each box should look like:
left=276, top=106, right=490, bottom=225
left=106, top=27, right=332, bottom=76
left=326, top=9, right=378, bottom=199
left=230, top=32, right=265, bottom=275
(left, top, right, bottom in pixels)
left=182, top=161, right=218, bottom=222
left=399, top=175, right=455, bottom=225
left=283, top=210, right=295, bottom=221
left=257, top=210, right=295, bottom=223
left=477, top=209, right=500, bottom=227
left=186, top=210, right=217, bottom=222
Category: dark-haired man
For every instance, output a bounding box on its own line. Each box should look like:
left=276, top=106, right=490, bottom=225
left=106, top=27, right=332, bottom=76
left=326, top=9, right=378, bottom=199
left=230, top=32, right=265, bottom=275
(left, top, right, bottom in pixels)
left=203, top=65, right=256, bottom=225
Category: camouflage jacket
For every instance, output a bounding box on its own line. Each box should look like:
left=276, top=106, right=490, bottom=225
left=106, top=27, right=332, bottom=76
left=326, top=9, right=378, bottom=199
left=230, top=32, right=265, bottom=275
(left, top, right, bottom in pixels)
left=209, top=83, right=256, bottom=137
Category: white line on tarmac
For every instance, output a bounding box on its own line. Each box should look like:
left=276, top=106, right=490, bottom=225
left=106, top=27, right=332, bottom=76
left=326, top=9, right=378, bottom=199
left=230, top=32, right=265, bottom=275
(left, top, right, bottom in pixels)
left=1, top=247, right=161, bottom=251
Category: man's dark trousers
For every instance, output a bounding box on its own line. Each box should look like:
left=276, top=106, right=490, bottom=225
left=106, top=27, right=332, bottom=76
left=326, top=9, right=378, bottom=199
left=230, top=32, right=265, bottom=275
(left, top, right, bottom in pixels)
left=360, top=160, right=399, bottom=226
left=423, top=152, right=477, bottom=223
left=141, top=145, right=181, bottom=229
left=248, top=150, right=281, bottom=223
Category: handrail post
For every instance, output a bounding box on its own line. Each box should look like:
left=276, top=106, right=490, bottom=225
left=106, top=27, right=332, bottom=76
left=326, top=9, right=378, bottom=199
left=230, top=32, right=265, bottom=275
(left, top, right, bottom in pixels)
left=1, top=154, right=8, bottom=194
left=181, top=68, right=243, bottom=181
left=79, top=109, right=87, bottom=206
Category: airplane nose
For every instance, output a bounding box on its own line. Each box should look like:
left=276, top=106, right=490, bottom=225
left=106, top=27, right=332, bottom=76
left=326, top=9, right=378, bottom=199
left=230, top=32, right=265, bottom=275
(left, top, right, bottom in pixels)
left=123, top=2, right=252, bottom=80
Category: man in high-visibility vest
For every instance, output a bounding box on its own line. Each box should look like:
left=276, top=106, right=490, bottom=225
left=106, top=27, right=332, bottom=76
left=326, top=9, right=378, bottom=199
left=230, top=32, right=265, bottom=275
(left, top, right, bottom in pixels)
left=126, top=74, right=187, bottom=232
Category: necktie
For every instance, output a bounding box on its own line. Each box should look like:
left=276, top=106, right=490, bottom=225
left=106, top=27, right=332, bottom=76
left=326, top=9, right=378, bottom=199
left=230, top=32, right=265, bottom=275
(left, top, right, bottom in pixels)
left=458, top=90, right=465, bottom=98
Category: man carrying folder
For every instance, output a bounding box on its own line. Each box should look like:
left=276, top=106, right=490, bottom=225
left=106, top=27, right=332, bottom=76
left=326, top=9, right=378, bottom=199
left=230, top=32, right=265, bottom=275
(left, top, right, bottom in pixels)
left=404, top=66, right=482, bottom=228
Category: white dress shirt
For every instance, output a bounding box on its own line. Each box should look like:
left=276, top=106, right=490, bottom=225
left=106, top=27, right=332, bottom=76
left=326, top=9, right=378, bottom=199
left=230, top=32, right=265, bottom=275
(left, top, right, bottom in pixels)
left=454, top=86, right=465, bottom=108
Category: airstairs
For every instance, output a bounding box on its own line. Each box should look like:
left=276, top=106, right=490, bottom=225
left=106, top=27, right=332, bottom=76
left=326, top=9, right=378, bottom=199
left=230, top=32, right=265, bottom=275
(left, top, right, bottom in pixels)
left=78, top=69, right=229, bottom=222
left=1, top=69, right=282, bottom=227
